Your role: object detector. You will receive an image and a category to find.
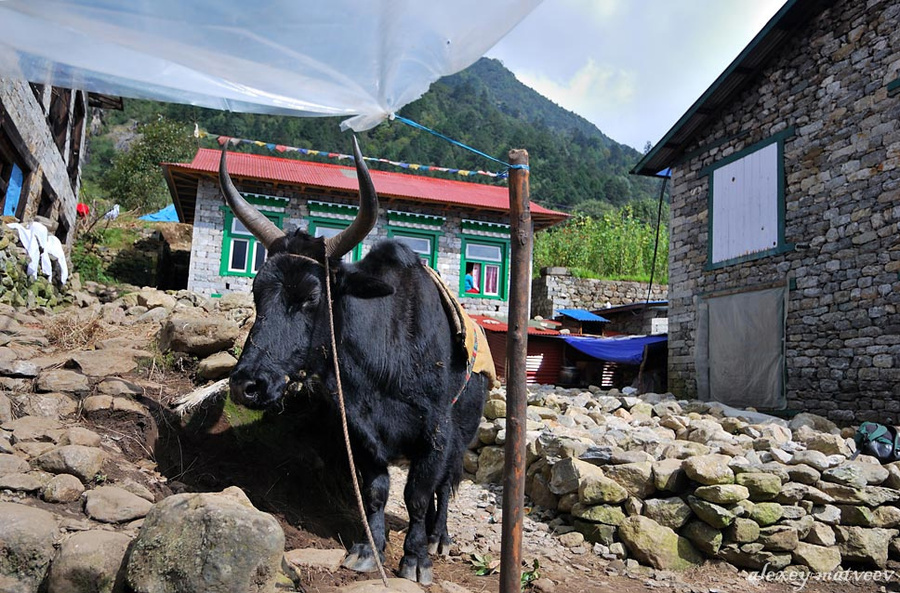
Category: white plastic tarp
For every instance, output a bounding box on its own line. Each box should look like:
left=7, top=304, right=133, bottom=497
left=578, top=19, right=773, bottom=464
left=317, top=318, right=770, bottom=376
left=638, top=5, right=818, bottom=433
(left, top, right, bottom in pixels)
left=0, top=0, right=541, bottom=131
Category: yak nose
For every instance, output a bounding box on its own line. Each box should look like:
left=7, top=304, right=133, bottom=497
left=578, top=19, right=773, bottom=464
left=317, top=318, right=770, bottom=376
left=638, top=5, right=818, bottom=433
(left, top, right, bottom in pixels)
left=229, top=373, right=268, bottom=407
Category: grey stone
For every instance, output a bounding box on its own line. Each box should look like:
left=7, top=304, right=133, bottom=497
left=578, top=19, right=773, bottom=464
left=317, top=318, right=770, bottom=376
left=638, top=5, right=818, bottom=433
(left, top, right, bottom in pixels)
left=0, top=472, right=44, bottom=492
left=758, top=525, right=799, bottom=552
left=791, top=541, right=842, bottom=573
left=652, top=458, right=688, bottom=492
left=42, top=473, right=86, bottom=503
left=686, top=495, right=734, bottom=529
left=157, top=315, right=240, bottom=357
left=617, top=516, right=704, bottom=570
left=694, top=484, right=750, bottom=504
left=682, top=454, right=734, bottom=485
left=283, top=548, right=348, bottom=573
left=35, top=369, right=91, bottom=395
left=805, top=522, right=836, bottom=546
left=571, top=503, right=625, bottom=526
left=47, top=530, right=132, bottom=593
left=601, top=461, right=654, bottom=498
left=834, top=526, right=898, bottom=568
left=0, top=452, right=29, bottom=475
left=681, top=520, right=722, bottom=555
left=578, top=472, right=628, bottom=505
left=549, top=457, right=602, bottom=495
left=197, top=351, right=238, bottom=380
left=71, top=350, right=140, bottom=377
left=84, top=485, right=154, bottom=523
left=0, top=502, right=59, bottom=593
left=126, top=486, right=284, bottom=593
left=475, top=446, right=504, bottom=484
left=750, top=502, right=784, bottom=526
left=3, top=415, right=64, bottom=443
left=725, top=517, right=760, bottom=543
left=35, top=445, right=104, bottom=482
left=788, top=450, right=831, bottom=472
left=643, top=497, right=693, bottom=530
left=8, top=392, right=78, bottom=419
left=735, top=472, right=781, bottom=500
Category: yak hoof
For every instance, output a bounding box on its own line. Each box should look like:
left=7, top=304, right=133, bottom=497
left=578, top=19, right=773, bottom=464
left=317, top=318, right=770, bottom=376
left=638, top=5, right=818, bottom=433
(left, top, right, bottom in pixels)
left=341, top=544, right=383, bottom=573
left=399, top=555, right=433, bottom=585
left=428, top=537, right=452, bottom=557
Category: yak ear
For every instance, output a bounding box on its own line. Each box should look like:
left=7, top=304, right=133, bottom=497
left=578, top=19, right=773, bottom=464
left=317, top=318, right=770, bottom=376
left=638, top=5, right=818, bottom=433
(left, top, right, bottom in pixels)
left=340, top=270, right=395, bottom=299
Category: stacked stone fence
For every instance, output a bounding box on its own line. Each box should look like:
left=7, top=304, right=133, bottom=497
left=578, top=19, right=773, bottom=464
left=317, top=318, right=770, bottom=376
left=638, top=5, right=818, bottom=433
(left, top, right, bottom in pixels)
left=467, top=384, right=900, bottom=573
left=532, top=267, right=668, bottom=319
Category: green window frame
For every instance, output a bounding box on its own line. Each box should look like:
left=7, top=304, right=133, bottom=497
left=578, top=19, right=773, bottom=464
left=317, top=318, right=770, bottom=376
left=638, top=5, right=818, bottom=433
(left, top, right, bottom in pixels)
left=388, top=227, right=440, bottom=268
left=308, top=217, right=362, bottom=262
left=459, top=236, right=509, bottom=300
left=219, top=207, right=285, bottom=277
left=700, top=127, right=795, bottom=270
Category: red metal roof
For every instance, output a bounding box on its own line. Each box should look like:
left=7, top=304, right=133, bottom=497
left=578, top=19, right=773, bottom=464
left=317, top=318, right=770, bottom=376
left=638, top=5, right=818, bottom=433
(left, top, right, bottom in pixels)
left=471, top=314, right=561, bottom=337
left=164, top=149, right=568, bottom=228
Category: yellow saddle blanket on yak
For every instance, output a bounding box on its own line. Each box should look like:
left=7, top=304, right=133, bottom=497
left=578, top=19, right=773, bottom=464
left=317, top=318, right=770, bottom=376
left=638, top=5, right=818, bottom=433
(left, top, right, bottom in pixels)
left=425, top=266, right=499, bottom=389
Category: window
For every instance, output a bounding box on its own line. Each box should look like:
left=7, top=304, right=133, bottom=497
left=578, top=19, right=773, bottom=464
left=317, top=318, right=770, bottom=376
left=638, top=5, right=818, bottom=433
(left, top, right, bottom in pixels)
left=388, top=228, right=438, bottom=267
left=0, top=128, right=29, bottom=219
left=309, top=218, right=362, bottom=263
left=702, top=129, right=793, bottom=268
left=220, top=208, right=283, bottom=277
left=460, top=237, right=508, bottom=299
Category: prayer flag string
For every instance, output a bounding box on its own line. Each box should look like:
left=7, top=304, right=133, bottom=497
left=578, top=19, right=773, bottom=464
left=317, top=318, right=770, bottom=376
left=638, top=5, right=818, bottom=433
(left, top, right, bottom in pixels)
left=194, top=126, right=512, bottom=179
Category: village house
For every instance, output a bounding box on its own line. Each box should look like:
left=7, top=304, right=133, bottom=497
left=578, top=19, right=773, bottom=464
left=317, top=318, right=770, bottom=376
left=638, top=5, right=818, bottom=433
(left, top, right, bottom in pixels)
left=0, top=80, right=115, bottom=247
left=162, top=148, right=567, bottom=316
left=632, top=0, right=900, bottom=423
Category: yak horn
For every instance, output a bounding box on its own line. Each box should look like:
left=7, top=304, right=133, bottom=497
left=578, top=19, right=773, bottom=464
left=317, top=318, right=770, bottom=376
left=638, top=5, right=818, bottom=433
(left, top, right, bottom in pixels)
left=219, top=144, right=285, bottom=249
left=324, top=135, right=378, bottom=258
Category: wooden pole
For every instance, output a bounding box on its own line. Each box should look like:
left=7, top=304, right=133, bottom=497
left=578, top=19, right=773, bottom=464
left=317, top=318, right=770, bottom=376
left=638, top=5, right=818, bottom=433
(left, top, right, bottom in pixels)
left=500, top=149, right=531, bottom=593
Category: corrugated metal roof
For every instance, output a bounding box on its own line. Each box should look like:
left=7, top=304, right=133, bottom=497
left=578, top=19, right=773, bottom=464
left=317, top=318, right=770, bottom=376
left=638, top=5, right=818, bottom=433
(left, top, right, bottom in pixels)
left=471, top=315, right=561, bottom=337
left=631, top=0, right=835, bottom=177
left=557, top=309, right=610, bottom=323
left=163, top=148, right=568, bottom=229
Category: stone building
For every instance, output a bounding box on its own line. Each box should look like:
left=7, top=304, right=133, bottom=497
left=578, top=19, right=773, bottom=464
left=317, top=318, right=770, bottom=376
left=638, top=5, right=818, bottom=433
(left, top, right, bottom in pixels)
left=0, top=79, right=113, bottom=248
left=163, top=148, right=567, bottom=316
left=632, top=0, right=900, bottom=423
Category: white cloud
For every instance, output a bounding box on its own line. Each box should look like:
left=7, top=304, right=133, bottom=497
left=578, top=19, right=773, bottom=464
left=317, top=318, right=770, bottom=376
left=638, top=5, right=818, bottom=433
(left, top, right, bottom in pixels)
left=515, top=59, right=636, bottom=121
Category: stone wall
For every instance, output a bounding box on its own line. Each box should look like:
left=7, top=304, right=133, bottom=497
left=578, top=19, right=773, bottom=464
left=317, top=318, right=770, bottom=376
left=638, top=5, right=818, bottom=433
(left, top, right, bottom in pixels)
left=1, top=80, right=87, bottom=248
left=187, top=178, right=515, bottom=317
left=531, top=267, right=668, bottom=319
left=666, top=0, right=900, bottom=423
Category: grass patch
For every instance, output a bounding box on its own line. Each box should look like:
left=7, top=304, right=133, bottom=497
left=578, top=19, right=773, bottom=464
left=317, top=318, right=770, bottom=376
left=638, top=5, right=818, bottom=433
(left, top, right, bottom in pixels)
left=45, top=312, right=109, bottom=350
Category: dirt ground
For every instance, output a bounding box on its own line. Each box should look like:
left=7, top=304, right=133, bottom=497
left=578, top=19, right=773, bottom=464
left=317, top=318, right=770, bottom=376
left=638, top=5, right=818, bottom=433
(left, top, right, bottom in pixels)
left=69, top=322, right=898, bottom=593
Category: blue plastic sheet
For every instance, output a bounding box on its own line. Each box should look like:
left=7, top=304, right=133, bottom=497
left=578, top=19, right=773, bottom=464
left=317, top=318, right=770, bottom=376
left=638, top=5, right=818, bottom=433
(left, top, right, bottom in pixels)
left=139, top=204, right=179, bottom=222
left=563, top=335, right=667, bottom=365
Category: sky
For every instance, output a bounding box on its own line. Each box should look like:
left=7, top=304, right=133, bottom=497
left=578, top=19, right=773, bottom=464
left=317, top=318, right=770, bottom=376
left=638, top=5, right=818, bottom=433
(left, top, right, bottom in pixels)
left=487, top=0, right=788, bottom=151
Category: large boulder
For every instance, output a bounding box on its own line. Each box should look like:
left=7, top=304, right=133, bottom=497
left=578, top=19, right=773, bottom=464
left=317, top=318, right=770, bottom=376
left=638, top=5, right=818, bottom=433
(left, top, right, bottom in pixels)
left=157, top=315, right=240, bottom=357
left=791, top=541, right=842, bottom=574
left=126, top=486, right=284, bottom=593
left=834, top=526, right=898, bottom=568
left=0, top=502, right=59, bottom=593
left=47, top=530, right=133, bottom=593
left=617, top=516, right=704, bottom=570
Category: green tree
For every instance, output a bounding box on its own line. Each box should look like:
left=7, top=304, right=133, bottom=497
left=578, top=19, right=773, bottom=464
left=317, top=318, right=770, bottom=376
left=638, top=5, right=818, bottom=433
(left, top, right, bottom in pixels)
left=101, top=118, right=196, bottom=212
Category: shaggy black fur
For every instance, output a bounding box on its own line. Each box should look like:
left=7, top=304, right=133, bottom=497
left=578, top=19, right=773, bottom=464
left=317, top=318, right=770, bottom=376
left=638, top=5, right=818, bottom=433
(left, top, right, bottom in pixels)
left=229, top=231, right=487, bottom=584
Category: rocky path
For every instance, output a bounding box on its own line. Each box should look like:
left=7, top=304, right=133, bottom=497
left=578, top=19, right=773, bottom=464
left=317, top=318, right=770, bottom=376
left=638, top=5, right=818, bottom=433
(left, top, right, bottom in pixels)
left=0, top=282, right=897, bottom=592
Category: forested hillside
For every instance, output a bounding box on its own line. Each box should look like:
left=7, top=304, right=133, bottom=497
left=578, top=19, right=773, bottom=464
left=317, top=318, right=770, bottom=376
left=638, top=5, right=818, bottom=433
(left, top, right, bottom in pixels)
left=84, top=58, right=663, bottom=217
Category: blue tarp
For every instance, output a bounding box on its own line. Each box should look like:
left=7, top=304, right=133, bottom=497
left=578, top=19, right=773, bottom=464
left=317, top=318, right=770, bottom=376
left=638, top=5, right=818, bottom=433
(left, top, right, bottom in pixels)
left=562, top=335, right=667, bottom=365
left=557, top=309, right=610, bottom=323
left=139, top=204, right=179, bottom=222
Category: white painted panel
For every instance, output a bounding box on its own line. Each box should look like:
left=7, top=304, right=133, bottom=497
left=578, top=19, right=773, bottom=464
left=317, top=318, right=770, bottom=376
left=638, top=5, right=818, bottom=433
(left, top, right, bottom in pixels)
left=711, top=142, right=779, bottom=263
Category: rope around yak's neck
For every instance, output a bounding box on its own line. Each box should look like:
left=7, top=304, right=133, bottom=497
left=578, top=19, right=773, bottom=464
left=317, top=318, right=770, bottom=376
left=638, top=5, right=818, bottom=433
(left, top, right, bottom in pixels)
left=324, top=258, right=390, bottom=587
